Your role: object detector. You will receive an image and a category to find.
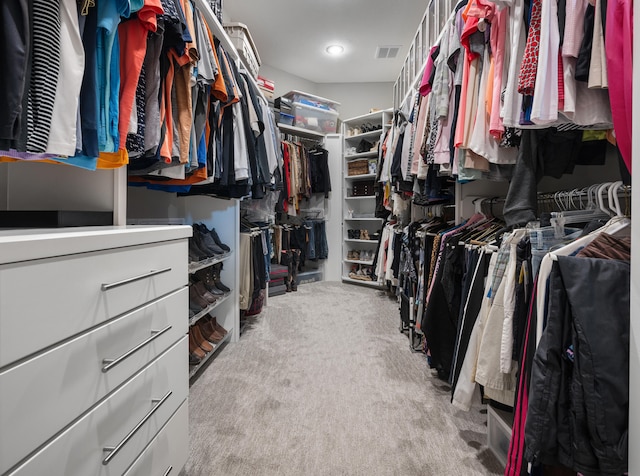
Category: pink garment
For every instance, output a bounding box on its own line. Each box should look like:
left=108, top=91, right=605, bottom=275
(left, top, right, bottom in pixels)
left=558, top=53, right=565, bottom=111
left=563, top=0, right=588, bottom=58
left=605, top=0, right=633, bottom=173
left=454, top=54, right=471, bottom=148
left=419, top=46, right=439, bottom=96
left=489, top=8, right=508, bottom=138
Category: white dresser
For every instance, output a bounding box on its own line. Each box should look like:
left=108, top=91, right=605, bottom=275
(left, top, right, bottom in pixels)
left=0, top=226, right=191, bottom=476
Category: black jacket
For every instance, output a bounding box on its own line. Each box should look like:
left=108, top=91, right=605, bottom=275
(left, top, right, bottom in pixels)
left=524, top=256, right=629, bottom=475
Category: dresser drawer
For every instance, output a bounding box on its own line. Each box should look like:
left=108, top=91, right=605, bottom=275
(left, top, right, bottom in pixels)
left=6, top=337, right=188, bottom=476
left=123, top=400, right=188, bottom=476
left=0, top=239, right=188, bottom=367
left=0, top=288, right=187, bottom=475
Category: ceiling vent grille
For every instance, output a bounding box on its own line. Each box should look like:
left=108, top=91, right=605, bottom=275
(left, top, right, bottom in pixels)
left=375, top=45, right=400, bottom=59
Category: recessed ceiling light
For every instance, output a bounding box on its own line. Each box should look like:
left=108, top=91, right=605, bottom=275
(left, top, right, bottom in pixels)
left=326, top=44, right=345, bottom=56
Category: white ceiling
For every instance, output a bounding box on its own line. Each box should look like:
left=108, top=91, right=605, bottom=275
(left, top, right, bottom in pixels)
left=223, top=0, right=428, bottom=84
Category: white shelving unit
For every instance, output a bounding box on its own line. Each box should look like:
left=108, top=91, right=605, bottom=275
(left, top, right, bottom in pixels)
left=277, top=123, right=326, bottom=140
left=341, top=109, right=393, bottom=286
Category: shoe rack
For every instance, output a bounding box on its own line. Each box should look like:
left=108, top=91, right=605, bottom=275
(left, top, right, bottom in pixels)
left=127, top=189, right=242, bottom=376
left=187, top=241, right=234, bottom=379
left=341, top=109, right=392, bottom=287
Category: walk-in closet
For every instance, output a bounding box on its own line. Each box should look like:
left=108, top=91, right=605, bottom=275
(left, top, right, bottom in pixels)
left=0, top=0, right=637, bottom=475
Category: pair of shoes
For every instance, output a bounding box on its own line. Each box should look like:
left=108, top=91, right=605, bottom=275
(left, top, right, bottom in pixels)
left=191, top=280, right=218, bottom=304
left=347, top=229, right=360, bottom=239
left=194, top=264, right=230, bottom=295
left=189, top=224, right=231, bottom=262
left=360, top=230, right=371, bottom=240
left=360, top=250, right=374, bottom=262
left=201, top=315, right=227, bottom=341
left=196, top=316, right=224, bottom=344
left=347, top=250, right=361, bottom=260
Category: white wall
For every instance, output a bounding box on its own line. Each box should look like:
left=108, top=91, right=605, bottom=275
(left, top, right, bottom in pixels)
left=3, top=162, right=116, bottom=211
left=259, top=63, right=393, bottom=121
left=258, top=64, right=318, bottom=99
left=316, top=82, right=393, bottom=121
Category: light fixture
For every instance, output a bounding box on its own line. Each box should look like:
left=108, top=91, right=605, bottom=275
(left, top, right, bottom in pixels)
left=326, top=44, right=345, bottom=56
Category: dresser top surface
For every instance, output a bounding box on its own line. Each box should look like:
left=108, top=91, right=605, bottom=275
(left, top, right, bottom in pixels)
left=0, top=226, right=192, bottom=264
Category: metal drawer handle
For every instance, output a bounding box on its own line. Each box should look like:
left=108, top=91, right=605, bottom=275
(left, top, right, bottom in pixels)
left=101, top=268, right=172, bottom=291
left=102, top=391, right=173, bottom=465
left=102, top=326, right=173, bottom=373
left=163, top=466, right=173, bottom=476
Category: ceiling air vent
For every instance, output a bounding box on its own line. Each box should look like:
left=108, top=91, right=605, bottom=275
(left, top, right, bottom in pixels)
left=375, top=45, right=401, bottom=59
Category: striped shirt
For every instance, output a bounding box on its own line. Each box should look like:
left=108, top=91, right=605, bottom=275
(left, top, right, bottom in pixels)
left=26, top=0, right=61, bottom=153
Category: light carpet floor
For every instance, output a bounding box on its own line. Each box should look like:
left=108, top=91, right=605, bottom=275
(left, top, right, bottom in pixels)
left=183, top=281, right=503, bottom=476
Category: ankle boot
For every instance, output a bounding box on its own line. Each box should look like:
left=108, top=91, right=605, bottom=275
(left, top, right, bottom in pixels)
left=207, top=315, right=228, bottom=336
left=191, top=324, right=214, bottom=352
left=211, top=264, right=231, bottom=293
left=197, top=320, right=222, bottom=345
left=291, top=249, right=300, bottom=292
left=193, top=281, right=218, bottom=303
left=189, top=284, right=210, bottom=310
left=209, top=227, right=230, bottom=252
left=188, top=328, right=206, bottom=359
left=206, top=317, right=227, bottom=344
left=195, top=269, right=224, bottom=295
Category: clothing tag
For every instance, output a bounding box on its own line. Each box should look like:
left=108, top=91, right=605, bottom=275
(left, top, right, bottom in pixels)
left=564, top=344, right=575, bottom=362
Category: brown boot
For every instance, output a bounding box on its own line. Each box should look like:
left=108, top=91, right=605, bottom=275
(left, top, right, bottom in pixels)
left=189, top=328, right=206, bottom=359
left=191, top=325, right=214, bottom=352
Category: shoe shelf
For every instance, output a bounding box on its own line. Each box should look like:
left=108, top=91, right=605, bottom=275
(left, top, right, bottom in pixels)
left=344, top=259, right=374, bottom=265
left=277, top=123, right=326, bottom=140
left=189, top=291, right=233, bottom=327
left=343, top=276, right=383, bottom=287
left=188, top=251, right=233, bottom=274
left=342, top=276, right=383, bottom=288
left=344, top=173, right=377, bottom=181
left=342, top=109, right=392, bottom=289
left=345, top=196, right=375, bottom=200
left=344, top=151, right=378, bottom=160
left=344, top=130, right=383, bottom=142
left=189, top=329, right=233, bottom=379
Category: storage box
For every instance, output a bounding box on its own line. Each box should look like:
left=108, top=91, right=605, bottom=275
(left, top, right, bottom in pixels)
left=351, top=180, right=376, bottom=197
left=282, top=90, right=340, bottom=114
left=347, top=160, right=370, bottom=176
left=487, top=405, right=513, bottom=467
left=292, top=102, right=339, bottom=133
left=278, top=112, right=295, bottom=126
left=223, top=22, right=261, bottom=78
left=368, top=159, right=378, bottom=175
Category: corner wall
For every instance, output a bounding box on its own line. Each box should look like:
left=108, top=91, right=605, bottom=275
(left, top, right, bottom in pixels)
left=258, top=64, right=393, bottom=121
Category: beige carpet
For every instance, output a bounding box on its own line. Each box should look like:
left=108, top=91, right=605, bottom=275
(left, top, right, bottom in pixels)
left=183, top=281, right=503, bottom=476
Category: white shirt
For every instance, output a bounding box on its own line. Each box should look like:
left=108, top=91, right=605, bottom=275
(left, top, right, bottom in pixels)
left=47, top=0, right=84, bottom=155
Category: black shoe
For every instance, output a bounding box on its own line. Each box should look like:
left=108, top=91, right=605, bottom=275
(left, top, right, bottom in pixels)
left=209, top=227, right=230, bottom=252
left=212, top=263, right=231, bottom=293
left=195, top=269, right=225, bottom=295
left=195, top=224, right=225, bottom=255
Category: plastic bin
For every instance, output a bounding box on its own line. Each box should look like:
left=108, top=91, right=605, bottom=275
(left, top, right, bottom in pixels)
left=223, top=22, right=261, bottom=78
left=283, top=90, right=340, bottom=113
left=487, top=405, right=513, bottom=467
left=292, top=101, right=339, bottom=134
